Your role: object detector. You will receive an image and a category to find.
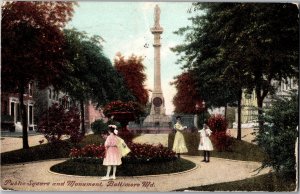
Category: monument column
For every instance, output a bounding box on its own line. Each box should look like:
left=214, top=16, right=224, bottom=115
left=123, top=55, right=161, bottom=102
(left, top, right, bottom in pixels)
left=143, top=5, right=171, bottom=128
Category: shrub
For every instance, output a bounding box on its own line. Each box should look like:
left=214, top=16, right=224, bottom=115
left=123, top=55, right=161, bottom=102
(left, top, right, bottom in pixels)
left=211, top=131, right=233, bottom=152
left=103, top=100, right=145, bottom=117
left=69, top=142, right=176, bottom=163
left=207, top=114, right=232, bottom=151
left=70, top=144, right=105, bottom=159
left=91, top=119, right=108, bottom=134
left=38, top=103, right=83, bottom=144
left=208, top=114, right=228, bottom=132
left=118, top=130, right=134, bottom=143
left=126, top=143, right=176, bottom=163
left=255, top=91, right=298, bottom=180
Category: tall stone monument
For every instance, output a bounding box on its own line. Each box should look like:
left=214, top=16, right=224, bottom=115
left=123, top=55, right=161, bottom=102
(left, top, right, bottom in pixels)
left=143, top=5, right=171, bottom=127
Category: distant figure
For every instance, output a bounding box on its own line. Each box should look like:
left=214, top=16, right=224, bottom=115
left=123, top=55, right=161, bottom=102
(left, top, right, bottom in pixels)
left=198, top=123, right=214, bottom=162
left=101, top=125, right=122, bottom=180
left=172, top=116, right=188, bottom=158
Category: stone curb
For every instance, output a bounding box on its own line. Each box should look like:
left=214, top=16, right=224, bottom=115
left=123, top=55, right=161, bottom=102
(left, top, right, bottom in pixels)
left=47, top=157, right=199, bottom=178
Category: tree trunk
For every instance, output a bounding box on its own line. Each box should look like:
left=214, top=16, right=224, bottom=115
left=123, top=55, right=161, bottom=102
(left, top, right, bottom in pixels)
left=224, top=104, right=227, bottom=122
left=80, top=100, right=85, bottom=135
left=237, top=90, right=242, bottom=140
left=257, top=96, right=264, bottom=131
left=19, top=83, right=29, bottom=149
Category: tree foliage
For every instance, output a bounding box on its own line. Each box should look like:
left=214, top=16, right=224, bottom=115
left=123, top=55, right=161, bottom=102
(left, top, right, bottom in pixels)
left=171, top=71, right=202, bottom=114
left=255, top=91, right=298, bottom=179
left=114, top=53, right=149, bottom=106
left=38, top=103, right=83, bottom=144
left=1, top=2, right=76, bottom=148
left=172, top=3, right=299, bottom=139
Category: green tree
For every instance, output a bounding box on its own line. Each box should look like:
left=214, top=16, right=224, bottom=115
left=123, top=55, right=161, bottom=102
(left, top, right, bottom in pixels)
left=255, top=91, right=298, bottom=179
left=172, top=3, right=242, bottom=138
left=172, top=3, right=298, bottom=139
left=61, top=29, right=134, bottom=134
left=2, top=2, right=76, bottom=149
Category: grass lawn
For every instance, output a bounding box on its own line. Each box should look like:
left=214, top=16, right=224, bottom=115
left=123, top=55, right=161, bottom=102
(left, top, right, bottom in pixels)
left=50, top=157, right=195, bottom=176
left=175, top=172, right=296, bottom=191
left=1, top=134, right=105, bottom=165
left=168, top=132, right=266, bottom=162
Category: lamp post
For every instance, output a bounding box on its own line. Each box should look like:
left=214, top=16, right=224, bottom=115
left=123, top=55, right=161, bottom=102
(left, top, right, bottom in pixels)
left=195, top=103, right=200, bottom=129
left=202, top=101, right=206, bottom=126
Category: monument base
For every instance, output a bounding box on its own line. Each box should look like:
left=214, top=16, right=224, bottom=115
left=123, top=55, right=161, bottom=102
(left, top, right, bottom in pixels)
left=143, top=114, right=171, bottom=127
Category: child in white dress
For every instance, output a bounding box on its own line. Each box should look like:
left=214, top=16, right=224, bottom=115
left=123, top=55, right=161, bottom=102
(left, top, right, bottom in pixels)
left=198, top=123, right=213, bottom=162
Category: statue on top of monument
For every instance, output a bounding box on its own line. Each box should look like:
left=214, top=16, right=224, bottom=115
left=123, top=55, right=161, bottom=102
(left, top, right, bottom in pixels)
left=154, top=4, right=161, bottom=27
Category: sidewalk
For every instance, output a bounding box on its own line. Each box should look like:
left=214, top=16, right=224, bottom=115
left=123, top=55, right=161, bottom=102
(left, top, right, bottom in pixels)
left=1, top=156, right=270, bottom=191
left=0, top=135, right=47, bottom=153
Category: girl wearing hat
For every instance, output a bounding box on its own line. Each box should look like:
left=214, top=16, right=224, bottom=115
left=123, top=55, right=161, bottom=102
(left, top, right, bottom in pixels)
left=101, top=125, right=122, bottom=180
left=172, top=116, right=188, bottom=158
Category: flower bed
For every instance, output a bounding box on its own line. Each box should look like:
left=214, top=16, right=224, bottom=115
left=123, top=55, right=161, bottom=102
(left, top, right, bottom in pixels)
left=103, top=100, right=144, bottom=116
left=69, top=142, right=176, bottom=163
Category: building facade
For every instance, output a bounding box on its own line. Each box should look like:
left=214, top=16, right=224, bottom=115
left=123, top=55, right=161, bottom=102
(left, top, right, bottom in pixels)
left=1, top=82, right=35, bottom=131
left=236, top=77, right=298, bottom=124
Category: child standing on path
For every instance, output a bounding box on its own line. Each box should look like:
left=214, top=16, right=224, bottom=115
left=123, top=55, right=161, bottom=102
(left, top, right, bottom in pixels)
left=198, top=123, right=213, bottom=162
left=101, top=125, right=122, bottom=180
left=172, top=116, right=188, bottom=158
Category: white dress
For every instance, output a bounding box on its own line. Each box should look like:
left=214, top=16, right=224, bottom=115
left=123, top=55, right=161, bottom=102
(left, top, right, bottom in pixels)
left=172, top=122, right=188, bottom=153
left=198, top=128, right=214, bottom=151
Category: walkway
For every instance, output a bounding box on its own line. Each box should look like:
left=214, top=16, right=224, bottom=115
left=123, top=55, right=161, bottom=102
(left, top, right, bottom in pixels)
left=1, top=156, right=270, bottom=191
left=0, top=135, right=47, bottom=153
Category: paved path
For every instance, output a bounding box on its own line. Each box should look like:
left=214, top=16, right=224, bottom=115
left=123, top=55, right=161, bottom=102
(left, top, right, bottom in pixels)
left=0, top=135, right=47, bottom=153
left=1, top=156, right=270, bottom=192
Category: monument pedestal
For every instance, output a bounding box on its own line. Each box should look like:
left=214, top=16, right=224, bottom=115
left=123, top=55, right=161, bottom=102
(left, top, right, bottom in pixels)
left=143, top=92, right=171, bottom=127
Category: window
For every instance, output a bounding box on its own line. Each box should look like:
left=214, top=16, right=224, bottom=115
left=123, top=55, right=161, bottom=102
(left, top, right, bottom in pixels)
left=17, top=104, right=21, bottom=122
left=49, top=89, right=52, bottom=99
left=10, top=102, right=15, bottom=117
left=29, top=106, right=33, bottom=125
left=28, top=83, right=33, bottom=96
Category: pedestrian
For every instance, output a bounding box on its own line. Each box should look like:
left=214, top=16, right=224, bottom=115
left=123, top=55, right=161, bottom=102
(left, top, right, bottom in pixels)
left=172, top=116, right=188, bottom=158
left=198, top=122, right=213, bottom=162
left=101, top=125, right=122, bottom=180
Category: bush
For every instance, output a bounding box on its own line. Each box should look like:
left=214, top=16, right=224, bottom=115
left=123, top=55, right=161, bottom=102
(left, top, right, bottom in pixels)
left=118, top=129, right=134, bottom=143
left=91, top=119, right=108, bottom=134
left=69, top=142, right=176, bottom=163
left=208, top=114, right=228, bottom=132
left=255, top=91, right=298, bottom=180
left=37, top=103, right=83, bottom=144
left=207, top=114, right=232, bottom=151
left=103, top=100, right=145, bottom=117
left=211, top=131, right=233, bottom=151
left=70, top=144, right=105, bottom=159
left=1, top=114, right=14, bottom=131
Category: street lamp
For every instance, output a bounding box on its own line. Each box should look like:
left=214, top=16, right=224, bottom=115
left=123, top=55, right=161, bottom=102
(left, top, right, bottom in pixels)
left=202, top=101, right=206, bottom=126
left=195, top=103, right=200, bottom=129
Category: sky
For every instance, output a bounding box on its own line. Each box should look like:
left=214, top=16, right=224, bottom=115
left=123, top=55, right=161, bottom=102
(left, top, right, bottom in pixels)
left=67, top=2, right=195, bottom=115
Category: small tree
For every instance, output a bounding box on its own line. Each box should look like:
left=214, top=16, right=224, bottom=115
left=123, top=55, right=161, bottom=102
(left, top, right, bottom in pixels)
left=38, top=103, right=82, bottom=144
left=171, top=71, right=202, bottom=114
left=114, top=53, right=149, bottom=106
left=208, top=114, right=233, bottom=151
left=255, top=91, right=298, bottom=179
left=91, top=120, right=108, bottom=135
